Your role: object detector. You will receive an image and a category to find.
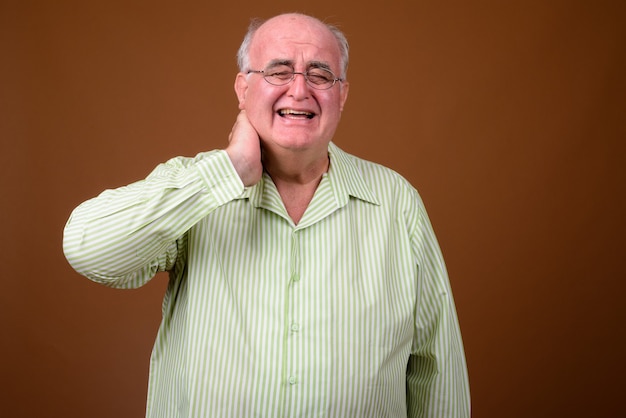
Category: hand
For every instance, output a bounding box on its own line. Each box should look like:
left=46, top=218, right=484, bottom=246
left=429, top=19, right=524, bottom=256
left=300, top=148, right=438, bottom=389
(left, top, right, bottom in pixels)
left=225, top=110, right=263, bottom=187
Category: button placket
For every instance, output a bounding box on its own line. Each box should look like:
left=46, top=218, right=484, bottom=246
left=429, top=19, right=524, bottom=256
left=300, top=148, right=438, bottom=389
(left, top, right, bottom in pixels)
left=287, top=230, right=301, bottom=389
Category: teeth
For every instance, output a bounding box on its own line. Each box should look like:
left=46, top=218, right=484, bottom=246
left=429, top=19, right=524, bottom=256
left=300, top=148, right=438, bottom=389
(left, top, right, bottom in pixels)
left=279, top=109, right=314, bottom=118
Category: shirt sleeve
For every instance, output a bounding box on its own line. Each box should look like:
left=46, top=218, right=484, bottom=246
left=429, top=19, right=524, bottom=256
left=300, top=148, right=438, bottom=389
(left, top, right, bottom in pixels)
left=62, top=149, right=244, bottom=289
left=406, top=199, right=471, bottom=417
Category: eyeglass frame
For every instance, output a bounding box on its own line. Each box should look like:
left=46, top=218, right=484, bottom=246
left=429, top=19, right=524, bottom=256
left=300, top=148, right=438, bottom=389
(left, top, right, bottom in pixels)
left=246, top=65, right=344, bottom=90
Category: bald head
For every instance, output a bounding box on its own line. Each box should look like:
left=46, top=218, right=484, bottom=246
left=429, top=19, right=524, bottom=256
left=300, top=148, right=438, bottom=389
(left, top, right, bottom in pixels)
left=236, top=13, right=349, bottom=79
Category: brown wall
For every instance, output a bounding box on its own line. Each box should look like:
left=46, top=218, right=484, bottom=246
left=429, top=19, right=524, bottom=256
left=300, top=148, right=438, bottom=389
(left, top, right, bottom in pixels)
left=2, top=1, right=625, bottom=417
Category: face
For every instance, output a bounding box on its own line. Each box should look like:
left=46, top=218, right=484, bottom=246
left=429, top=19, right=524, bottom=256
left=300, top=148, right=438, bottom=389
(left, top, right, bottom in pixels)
left=234, top=14, right=349, bottom=155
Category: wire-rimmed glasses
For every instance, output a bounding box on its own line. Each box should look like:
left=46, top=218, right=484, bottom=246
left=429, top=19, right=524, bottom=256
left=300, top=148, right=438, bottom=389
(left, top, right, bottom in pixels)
left=247, top=64, right=343, bottom=90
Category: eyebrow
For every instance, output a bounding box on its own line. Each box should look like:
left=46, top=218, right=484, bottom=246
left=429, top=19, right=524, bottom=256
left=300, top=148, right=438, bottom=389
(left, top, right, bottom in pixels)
left=265, top=59, right=333, bottom=71
left=266, top=59, right=293, bottom=68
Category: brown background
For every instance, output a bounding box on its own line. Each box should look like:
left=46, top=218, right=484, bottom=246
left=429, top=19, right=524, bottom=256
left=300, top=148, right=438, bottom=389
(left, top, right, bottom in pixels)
left=2, top=0, right=625, bottom=417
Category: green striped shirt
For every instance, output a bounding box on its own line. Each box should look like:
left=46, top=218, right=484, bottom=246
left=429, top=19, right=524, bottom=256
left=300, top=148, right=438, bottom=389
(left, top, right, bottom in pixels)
left=63, top=142, right=470, bottom=417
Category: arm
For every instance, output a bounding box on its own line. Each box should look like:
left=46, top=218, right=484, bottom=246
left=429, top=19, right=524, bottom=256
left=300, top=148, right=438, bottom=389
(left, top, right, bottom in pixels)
left=406, top=201, right=471, bottom=417
left=63, top=110, right=263, bottom=289
left=62, top=150, right=244, bottom=288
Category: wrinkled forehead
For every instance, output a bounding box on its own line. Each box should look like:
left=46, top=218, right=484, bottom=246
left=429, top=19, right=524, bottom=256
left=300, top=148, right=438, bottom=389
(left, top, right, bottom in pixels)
left=250, top=15, right=342, bottom=70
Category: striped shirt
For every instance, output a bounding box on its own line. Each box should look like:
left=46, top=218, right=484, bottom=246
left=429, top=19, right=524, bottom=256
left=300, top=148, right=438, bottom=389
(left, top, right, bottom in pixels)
left=63, top=142, right=470, bottom=417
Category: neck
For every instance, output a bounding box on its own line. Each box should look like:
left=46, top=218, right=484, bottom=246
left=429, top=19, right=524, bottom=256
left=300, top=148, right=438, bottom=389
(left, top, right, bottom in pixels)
left=262, top=142, right=330, bottom=185
left=262, top=145, right=330, bottom=224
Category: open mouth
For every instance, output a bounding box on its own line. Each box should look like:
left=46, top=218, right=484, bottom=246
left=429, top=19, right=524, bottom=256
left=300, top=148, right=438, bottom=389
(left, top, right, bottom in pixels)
left=278, top=109, right=316, bottom=119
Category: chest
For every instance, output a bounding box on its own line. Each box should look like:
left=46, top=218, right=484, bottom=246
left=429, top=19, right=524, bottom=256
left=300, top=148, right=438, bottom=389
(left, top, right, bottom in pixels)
left=172, top=201, right=417, bottom=416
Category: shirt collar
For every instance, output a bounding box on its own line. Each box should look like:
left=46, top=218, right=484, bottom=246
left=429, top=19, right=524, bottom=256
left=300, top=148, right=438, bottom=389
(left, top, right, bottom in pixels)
left=326, top=142, right=380, bottom=207
left=239, top=142, right=380, bottom=208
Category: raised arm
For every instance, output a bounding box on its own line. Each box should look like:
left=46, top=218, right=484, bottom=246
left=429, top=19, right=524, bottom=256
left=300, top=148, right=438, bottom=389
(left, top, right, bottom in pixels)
left=63, top=150, right=244, bottom=288
left=63, top=110, right=263, bottom=288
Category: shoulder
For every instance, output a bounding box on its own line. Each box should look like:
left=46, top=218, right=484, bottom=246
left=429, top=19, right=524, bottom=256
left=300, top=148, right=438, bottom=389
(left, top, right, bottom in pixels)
left=146, top=150, right=226, bottom=178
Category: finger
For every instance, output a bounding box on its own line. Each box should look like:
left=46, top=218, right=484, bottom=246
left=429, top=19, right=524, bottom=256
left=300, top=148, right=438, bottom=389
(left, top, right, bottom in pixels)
left=228, top=111, right=246, bottom=142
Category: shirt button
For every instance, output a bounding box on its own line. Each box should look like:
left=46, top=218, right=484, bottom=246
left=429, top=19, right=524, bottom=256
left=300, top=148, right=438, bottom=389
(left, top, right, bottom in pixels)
left=290, top=323, right=300, bottom=332
left=292, top=273, right=300, bottom=282
left=288, top=376, right=298, bottom=385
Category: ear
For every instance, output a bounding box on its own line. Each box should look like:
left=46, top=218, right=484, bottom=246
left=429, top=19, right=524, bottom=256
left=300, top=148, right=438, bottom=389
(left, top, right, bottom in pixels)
left=339, top=80, right=349, bottom=112
left=234, top=73, right=249, bottom=110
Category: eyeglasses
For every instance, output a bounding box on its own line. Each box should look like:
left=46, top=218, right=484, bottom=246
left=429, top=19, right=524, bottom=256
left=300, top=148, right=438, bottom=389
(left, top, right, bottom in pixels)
left=247, top=65, right=343, bottom=90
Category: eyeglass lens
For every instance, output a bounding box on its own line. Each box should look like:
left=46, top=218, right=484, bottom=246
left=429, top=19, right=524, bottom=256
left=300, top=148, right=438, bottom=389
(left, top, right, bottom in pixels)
left=263, top=64, right=337, bottom=89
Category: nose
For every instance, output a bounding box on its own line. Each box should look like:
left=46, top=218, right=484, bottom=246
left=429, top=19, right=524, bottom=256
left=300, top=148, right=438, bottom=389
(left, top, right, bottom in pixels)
left=287, top=72, right=310, bottom=100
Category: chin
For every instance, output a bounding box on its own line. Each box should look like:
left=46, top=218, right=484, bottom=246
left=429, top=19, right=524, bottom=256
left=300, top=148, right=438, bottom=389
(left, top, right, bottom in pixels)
left=264, top=135, right=329, bottom=153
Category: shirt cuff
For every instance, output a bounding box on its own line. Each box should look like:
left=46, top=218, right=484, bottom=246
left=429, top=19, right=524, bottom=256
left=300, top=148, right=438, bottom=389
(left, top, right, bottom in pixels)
left=195, top=150, right=245, bottom=207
